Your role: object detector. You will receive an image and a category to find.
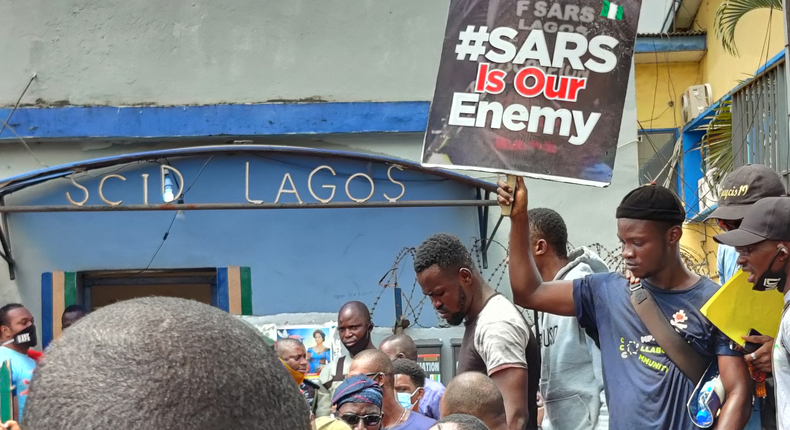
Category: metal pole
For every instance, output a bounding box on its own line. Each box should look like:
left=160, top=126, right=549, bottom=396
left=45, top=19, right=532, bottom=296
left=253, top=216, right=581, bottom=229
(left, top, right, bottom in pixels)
left=784, top=0, right=790, bottom=189
left=0, top=200, right=500, bottom=213
left=0, top=197, right=14, bottom=279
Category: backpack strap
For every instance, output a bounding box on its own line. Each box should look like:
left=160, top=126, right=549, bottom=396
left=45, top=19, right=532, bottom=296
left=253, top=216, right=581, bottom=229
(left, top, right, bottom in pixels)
left=322, top=356, right=346, bottom=390
left=629, top=283, right=709, bottom=384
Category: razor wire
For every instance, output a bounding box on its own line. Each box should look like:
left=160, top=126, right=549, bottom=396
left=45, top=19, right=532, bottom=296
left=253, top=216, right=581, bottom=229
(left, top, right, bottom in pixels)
left=372, top=239, right=714, bottom=328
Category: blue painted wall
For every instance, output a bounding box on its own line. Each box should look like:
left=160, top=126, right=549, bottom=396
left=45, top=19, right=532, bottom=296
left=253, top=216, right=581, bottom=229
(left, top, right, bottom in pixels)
left=7, top=153, right=482, bottom=328
left=0, top=102, right=430, bottom=140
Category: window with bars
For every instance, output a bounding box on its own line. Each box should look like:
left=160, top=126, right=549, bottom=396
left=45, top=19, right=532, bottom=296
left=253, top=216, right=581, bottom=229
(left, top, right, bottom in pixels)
left=731, top=55, right=790, bottom=190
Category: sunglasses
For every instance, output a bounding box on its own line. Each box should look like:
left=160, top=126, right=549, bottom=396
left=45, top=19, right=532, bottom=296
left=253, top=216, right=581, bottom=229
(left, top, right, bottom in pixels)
left=340, top=413, right=383, bottom=426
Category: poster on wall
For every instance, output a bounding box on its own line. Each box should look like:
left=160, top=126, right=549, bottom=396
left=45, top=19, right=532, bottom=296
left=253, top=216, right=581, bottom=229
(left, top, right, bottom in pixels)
left=277, top=324, right=339, bottom=378
left=421, top=0, right=642, bottom=186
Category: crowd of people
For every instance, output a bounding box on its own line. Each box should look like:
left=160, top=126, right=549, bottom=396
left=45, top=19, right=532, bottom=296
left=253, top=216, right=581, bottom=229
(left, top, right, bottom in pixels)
left=0, top=163, right=788, bottom=430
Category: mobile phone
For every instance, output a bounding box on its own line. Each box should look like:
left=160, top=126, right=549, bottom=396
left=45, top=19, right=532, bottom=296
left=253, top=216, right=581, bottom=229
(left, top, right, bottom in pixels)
left=743, top=329, right=762, bottom=353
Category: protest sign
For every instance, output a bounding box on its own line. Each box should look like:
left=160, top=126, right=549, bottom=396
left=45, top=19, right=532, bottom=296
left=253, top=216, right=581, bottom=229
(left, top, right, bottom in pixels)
left=701, top=269, right=785, bottom=345
left=422, top=0, right=642, bottom=186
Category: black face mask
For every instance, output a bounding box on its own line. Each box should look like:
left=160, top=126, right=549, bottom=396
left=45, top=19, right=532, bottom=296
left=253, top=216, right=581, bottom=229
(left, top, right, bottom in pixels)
left=2, top=324, right=37, bottom=348
left=753, top=249, right=789, bottom=293
left=346, top=327, right=372, bottom=357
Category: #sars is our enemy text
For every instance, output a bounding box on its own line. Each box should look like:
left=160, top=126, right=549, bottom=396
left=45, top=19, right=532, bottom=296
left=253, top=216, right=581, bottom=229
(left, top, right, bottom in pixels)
left=449, top=27, right=621, bottom=145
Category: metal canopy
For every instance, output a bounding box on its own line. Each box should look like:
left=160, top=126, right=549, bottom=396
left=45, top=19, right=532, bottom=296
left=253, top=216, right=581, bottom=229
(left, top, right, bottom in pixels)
left=0, top=145, right=504, bottom=279
left=0, top=144, right=498, bottom=196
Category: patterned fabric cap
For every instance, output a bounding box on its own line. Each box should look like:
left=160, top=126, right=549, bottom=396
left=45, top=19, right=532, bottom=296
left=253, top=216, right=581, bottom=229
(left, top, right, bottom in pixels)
left=331, top=374, right=383, bottom=409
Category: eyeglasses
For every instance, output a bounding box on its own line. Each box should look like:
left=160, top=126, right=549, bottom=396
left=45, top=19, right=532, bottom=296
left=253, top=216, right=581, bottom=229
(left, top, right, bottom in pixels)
left=340, top=413, right=383, bottom=426
left=365, top=372, right=385, bottom=379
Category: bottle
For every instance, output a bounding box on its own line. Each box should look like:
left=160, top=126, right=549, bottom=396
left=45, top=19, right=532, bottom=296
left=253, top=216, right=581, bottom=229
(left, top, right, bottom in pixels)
left=695, top=377, right=724, bottom=427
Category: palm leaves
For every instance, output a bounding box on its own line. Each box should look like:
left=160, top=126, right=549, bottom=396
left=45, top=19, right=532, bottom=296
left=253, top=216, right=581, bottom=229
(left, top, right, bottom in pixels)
left=698, top=99, right=734, bottom=186
left=715, top=0, right=782, bottom=56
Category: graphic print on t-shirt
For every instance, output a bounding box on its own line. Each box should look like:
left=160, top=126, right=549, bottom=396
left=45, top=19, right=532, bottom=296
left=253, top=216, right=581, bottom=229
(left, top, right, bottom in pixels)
left=573, top=273, right=740, bottom=430
left=619, top=334, right=669, bottom=373
left=618, top=309, right=691, bottom=374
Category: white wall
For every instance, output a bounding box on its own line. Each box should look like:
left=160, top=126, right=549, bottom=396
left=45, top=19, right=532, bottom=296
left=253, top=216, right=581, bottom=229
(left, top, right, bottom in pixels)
left=0, top=0, right=450, bottom=106
left=637, top=0, right=675, bottom=33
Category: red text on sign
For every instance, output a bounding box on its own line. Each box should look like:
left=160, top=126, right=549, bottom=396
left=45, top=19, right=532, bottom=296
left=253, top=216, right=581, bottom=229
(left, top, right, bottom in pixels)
left=514, top=67, right=587, bottom=102
left=474, top=63, right=507, bottom=94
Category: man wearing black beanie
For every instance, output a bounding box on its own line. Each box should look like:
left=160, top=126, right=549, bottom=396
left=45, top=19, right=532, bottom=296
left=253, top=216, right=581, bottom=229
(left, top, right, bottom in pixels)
left=498, top=178, right=752, bottom=430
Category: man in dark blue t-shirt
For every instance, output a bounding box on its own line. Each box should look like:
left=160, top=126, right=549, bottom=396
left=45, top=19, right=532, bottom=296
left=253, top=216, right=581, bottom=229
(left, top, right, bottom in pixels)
left=497, top=179, right=753, bottom=430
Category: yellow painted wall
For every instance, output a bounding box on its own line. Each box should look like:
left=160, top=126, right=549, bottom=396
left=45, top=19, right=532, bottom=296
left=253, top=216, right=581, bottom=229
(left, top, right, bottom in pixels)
left=635, top=62, right=701, bottom=129
left=696, top=1, right=785, bottom=100
left=681, top=222, right=722, bottom=281
left=634, top=0, right=783, bottom=276
left=634, top=1, right=785, bottom=129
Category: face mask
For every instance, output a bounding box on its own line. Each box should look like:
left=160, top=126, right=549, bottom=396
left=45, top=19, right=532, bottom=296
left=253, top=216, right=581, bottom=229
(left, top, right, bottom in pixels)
left=2, top=324, right=37, bottom=348
left=279, top=358, right=306, bottom=385
left=396, top=388, right=419, bottom=409
left=346, top=327, right=372, bottom=356
left=753, top=249, right=789, bottom=293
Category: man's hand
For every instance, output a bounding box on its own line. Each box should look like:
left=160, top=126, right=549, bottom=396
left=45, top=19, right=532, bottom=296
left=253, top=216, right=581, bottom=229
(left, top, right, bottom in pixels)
left=742, top=334, right=774, bottom=373
left=1, top=420, right=21, bottom=430
left=497, top=177, right=528, bottom=219
left=624, top=270, right=640, bottom=285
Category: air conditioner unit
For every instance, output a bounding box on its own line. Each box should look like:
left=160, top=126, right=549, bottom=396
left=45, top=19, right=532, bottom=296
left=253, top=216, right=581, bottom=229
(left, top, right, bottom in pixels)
left=698, top=168, right=720, bottom=213
left=681, top=84, right=713, bottom=125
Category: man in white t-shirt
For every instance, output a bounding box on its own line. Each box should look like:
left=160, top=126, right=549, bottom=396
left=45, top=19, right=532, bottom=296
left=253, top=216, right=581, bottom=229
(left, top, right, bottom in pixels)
left=415, top=233, right=540, bottom=430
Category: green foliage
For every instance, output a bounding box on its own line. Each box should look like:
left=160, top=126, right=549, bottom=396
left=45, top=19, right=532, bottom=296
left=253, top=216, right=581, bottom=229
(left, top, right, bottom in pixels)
left=698, top=100, right=734, bottom=186
left=714, top=0, right=782, bottom=56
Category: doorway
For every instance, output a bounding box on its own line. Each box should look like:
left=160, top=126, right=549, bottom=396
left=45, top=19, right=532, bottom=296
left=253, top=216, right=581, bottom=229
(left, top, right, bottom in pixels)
left=80, top=268, right=217, bottom=311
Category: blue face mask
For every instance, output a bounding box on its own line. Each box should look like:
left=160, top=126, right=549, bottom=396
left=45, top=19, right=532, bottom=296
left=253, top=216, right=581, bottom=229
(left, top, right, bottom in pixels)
left=396, top=389, right=419, bottom=409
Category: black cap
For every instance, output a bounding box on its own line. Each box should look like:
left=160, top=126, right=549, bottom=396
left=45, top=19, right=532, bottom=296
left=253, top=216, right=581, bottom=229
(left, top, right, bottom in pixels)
left=616, top=184, right=686, bottom=224
left=706, top=164, right=786, bottom=221
left=714, top=197, right=790, bottom=246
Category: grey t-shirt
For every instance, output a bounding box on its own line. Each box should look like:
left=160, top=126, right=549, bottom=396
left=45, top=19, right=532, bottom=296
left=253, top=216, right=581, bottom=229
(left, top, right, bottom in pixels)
left=773, top=294, right=790, bottom=430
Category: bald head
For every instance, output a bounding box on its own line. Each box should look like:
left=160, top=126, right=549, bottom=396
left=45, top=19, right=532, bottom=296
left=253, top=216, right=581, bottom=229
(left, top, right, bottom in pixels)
left=276, top=338, right=309, bottom=375
left=431, top=414, right=490, bottom=430
left=338, top=301, right=371, bottom=322
left=379, top=334, right=418, bottom=361
left=350, top=349, right=395, bottom=375
left=276, top=338, right=305, bottom=357
left=23, top=297, right=310, bottom=430
left=349, top=349, right=395, bottom=388
left=441, top=372, right=506, bottom=430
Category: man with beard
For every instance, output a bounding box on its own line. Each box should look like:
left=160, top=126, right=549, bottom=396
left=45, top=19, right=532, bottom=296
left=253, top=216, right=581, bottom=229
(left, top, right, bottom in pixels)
left=712, top=196, right=790, bottom=428
left=315, top=301, right=377, bottom=417
left=415, top=234, right=540, bottom=430
left=0, top=304, right=37, bottom=420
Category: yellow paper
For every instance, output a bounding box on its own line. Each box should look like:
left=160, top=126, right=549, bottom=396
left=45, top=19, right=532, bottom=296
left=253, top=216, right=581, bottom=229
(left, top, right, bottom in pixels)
left=701, top=269, right=785, bottom=345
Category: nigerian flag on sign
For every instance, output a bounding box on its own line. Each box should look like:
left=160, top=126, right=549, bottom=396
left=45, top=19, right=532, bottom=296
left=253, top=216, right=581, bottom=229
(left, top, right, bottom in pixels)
left=601, top=0, right=624, bottom=20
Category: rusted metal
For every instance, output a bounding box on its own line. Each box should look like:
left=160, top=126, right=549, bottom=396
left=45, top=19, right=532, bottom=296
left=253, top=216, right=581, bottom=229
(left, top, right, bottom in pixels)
left=0, top=199, right=499, bottom=213
left=0, top=197, right=15, bottom=279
